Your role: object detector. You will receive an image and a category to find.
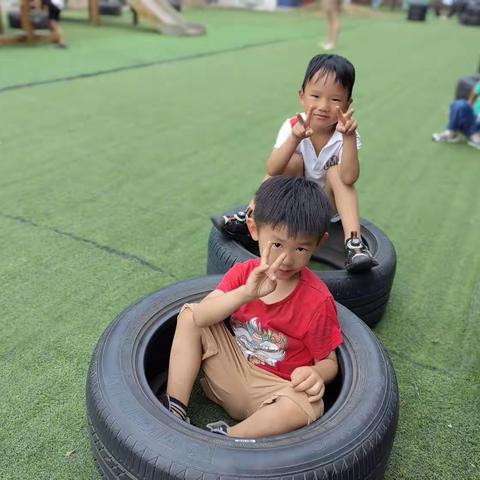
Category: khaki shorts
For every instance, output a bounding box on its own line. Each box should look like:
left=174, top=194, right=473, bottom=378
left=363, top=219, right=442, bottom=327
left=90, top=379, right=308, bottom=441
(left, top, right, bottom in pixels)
left=182, top=304, right=324, bottom=424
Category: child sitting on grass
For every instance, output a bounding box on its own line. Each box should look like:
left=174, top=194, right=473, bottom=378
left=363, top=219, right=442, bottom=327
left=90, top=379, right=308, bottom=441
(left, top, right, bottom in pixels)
left=212, top=54, right=376, bottom=273
left=432, top=81, right=480, bottom=150
left=161, top=176, right=342, bottom=437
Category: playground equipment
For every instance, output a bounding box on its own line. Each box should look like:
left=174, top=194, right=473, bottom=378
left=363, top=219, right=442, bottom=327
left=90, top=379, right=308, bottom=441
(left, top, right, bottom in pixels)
left=88, top=0, right=206, bottom=36
left=0, top=0, right=56, bottom=45
left=0, top=0, right=205, bottom=45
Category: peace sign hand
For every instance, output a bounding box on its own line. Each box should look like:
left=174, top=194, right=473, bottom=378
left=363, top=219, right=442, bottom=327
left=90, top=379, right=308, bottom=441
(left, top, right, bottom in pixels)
left=336, top=107, right=357, bottom=136
left=244, top=242, right=287, bottom=299
left=292, top=106, right=315, bottom=140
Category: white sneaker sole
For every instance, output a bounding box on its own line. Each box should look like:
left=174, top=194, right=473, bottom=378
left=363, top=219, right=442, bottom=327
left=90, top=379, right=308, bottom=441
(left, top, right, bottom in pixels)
left=467, top=140, right=480, bottom=150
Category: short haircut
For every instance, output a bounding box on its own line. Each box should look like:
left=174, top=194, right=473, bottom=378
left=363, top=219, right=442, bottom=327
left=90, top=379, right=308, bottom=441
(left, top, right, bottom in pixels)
left=253, top=176, right=331, bottom=240
left=301, top=54, right=355, bottom=99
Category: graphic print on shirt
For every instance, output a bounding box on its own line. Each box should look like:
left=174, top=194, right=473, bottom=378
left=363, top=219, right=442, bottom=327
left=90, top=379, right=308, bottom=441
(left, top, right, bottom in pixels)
left=231, top=316, right=288, bottom=367
left=323, top=154, right=340, bottom=170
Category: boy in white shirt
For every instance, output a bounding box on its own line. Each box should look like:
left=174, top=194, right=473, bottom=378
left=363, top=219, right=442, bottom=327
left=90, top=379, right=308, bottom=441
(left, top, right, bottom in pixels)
left=213, top=54, right=376, bottom=272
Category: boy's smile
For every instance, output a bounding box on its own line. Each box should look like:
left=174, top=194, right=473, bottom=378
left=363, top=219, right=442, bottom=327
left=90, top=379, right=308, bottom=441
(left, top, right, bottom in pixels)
left=299, top=72, right=350, bottom=132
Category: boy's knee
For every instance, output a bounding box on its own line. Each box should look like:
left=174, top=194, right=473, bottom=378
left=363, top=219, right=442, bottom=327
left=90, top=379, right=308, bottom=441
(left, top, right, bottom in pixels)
left=275, top=394, right=324, bottom=425
left=451, top=99, right=470, bottom=111
left=177, top=304, right=199, bottom=329
left=275, top=396, right=310, bottom=425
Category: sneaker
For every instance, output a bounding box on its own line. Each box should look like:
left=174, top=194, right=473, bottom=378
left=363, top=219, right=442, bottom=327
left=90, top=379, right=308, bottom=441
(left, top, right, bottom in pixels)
left=211, top=210, right=249, bottom=236
left=211, top=209, right=258, bottom=250
left=467, top=133, right=480, bottom=150
left=432, top=130, right=463, bottom=143
left=319, top=41, right=334, bottom=51
left=345, top=232, right=378, bottom=273
left=206, top=420, right=230, bottom=436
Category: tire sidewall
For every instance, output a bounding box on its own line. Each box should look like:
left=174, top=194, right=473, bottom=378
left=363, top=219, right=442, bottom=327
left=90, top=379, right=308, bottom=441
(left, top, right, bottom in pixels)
left=87, top=277, right=399, bottom=479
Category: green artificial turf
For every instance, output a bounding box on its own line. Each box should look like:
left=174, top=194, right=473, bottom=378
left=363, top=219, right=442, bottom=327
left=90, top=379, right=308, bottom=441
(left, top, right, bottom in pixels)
left=1, top=6, right=479, bottom=479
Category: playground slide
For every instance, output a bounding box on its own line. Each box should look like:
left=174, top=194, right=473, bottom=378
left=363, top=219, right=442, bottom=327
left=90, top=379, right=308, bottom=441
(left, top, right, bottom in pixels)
left=128, top=0, right=206, bottom=36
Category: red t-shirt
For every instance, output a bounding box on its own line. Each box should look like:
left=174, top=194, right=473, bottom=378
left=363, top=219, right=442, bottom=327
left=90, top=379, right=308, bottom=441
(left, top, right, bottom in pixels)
left=217, top=259, right=343, bottom=380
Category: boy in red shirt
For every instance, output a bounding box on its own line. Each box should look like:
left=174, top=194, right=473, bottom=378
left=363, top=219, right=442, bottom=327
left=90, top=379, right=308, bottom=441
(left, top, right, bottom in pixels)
left=162, top=176, right=342, bottom=437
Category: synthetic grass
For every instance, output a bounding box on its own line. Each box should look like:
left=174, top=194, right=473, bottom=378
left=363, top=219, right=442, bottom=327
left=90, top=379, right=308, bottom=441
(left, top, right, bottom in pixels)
left=1, top=7, right=479, bottom=479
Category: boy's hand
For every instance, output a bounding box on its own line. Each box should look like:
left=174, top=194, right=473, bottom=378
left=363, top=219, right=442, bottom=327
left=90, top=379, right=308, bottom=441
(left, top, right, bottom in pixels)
left=292, top=106, right=314, bottom=140
left=291, top=366, right=325, bottom=403
left=336, top=107, right=357, bottom=136
left=244, top=242, right=287, bottom=300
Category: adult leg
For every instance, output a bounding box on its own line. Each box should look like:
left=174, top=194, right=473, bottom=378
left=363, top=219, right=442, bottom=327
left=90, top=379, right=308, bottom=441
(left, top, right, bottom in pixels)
left=326, top=9, right=341, bottom=47
left=166, top=306, right=203, bottom=406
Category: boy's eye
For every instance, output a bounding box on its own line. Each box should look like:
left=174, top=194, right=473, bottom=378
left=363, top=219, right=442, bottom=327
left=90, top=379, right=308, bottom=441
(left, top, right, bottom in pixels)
left=311, top=94, right=319, bottom=99
left=297, top=247, right=308, bottom=252
left=332, top=98, right=341, bottom=102
left=272, top=243, right=282, bottom=249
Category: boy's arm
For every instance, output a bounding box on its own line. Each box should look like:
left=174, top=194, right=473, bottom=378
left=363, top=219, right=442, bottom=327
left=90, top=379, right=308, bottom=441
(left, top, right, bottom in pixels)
left=193, top=243, right=287, bottom=328
left=291, top=351, right=338, bottom=403
left=191, top=287, right=254, bottom=328
left=266, top=136, right=302, bottom=176
left=336, top=107, right=360, bottom=186
left=313, top=350, right=338, bottom=385
left=267, top=109, right=314, bottom=176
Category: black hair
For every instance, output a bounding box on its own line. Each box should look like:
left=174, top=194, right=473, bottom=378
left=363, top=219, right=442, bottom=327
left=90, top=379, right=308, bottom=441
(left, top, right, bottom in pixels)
left=301, top=54, right=355, bottom=99
left=253, top=176, right=331, bottom=240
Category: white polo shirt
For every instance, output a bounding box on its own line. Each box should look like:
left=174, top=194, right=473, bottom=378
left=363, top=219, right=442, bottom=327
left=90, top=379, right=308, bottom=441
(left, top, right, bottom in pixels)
left=51, top=0, right=65, bottom=9
left=274, top=115, right=362, bottom=189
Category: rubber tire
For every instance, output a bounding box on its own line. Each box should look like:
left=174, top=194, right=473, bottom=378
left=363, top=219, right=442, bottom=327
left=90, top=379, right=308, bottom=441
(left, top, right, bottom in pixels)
left=206, top=209, right=396, bottom=327
left=455, top=74, right=480, bottom=100
left=8, top=10, right=50, bottom=29
left=458, top=0, right=480, bottom=24
left=99, top=0, right=123, bottom=15
left=87, top=276, right=399, bottom=480
left=407, top=3, right=428, bottom=21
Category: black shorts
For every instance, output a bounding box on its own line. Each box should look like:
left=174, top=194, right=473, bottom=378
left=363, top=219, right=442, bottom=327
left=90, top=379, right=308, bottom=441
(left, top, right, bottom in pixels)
left=42, top=0, right=61, bottom=21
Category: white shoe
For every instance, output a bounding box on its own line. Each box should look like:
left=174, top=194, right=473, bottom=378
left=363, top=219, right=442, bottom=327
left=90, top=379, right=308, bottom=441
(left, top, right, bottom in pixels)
left=432, top=130, right=464, bottom=143
left=319, top=41, right=335, bottom=51
left=467, top=133, right=480, bottom=150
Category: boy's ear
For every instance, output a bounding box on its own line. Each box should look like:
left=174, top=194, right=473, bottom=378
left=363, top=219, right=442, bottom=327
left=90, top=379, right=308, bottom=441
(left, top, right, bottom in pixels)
left=246, top=217, right=259, bottom=241
left=298, top=89, right=305, bottom=103
left=317, top=232, right=329, bottom=248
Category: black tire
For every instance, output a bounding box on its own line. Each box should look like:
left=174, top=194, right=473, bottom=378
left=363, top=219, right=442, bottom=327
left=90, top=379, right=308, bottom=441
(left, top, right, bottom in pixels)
left=207, top=209, right=396, bottom=327
left=458, top=0, right=480, bottom=24
left=99, top=0, right=123, bottom=15
left=7, top=10, right=50, bottom=29
left=455, top=74, right=480, bottom=100
left=87, top=276, right=399, bottom=480
left=407, top=3, right=428, bottom=21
